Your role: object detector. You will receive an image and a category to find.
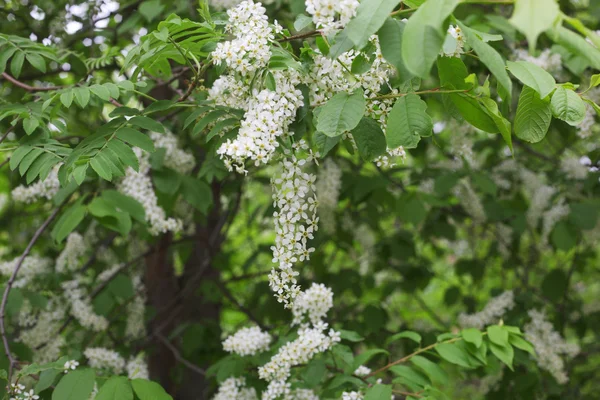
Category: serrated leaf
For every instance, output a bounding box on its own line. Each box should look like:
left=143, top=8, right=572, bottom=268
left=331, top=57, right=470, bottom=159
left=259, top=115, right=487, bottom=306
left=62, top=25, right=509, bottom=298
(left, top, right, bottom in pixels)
left=507, top=61, right=556, bottom=99
left=343, top=0, right=401, bottom=49
left=364, top=384, right=392, bottom=400
left=316, top=89, right=366, bottom=137
left=90, top=84, right=111, bottom=101
left=514, top=85, right=552, bottom=143
left=487, top=325, right=509, bottom=346
left=74, top=87, right=91, bottom=108
left=402, top=0, right=459, bottom=78
left=550, top=86, right=586, bottom=126
left=19, top=148, right=43, bottom=176
left=96, top=376, right=133, bottom=400
left=10, top=51, right=24, bottom=78
left=509, top=0, right=559, bottom=52
left=52, top=369, right=95, bottom=400
left=489, top=341, right=514, bottom=370
left=115, top=127, right=155, bottom=152
left=131, top=379, right=173, bottom=400
left=410, top=355, right=448, bottom=386
left=386, top=331, right=422, bottom=345
left=435, top=342, right=472, bottom=368
left=90, top=156, right=113, bottom=181
left=23, top=117, right=39, bottom=135
left=60, top=90, right=74, bottom=108
left=25, top=52, right=46, bottom=73
left=386, top=94, right=432, bottom=149
left=339, top=330, right=364, bottom=342
left=509, top=334, right=535, bottom=355
left=351, top=117, right=387, bottom=161
left=461, top=328, right=483, bottom=348
left=378, top=18, right=412, bottom=80
left=103, top=190, right=146, bottom=223
left=129, top=116, right=165, bottom=133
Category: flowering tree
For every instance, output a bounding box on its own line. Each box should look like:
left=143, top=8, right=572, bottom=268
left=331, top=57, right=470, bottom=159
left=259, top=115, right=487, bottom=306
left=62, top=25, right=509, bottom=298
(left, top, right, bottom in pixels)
left=0, top=0, right=599, bottom=398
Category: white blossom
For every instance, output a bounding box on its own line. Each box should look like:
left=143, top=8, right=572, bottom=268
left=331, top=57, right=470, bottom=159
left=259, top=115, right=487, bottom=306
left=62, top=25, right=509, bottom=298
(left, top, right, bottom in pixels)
left=11, top=166, right=61, bottom=204
left=222, top=326, right=272, bottom=356
left=84, top=347, right=126, bottom=374
left=458, top=291, right=514, bottom=329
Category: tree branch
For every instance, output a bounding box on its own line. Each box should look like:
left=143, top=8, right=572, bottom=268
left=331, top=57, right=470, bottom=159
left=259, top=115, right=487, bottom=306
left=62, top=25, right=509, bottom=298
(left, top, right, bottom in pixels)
left=155, top=334, right=206, bottom=376
left=0, top=203, right=65, bottom=380
left=1, top=72, right=64, bottom=92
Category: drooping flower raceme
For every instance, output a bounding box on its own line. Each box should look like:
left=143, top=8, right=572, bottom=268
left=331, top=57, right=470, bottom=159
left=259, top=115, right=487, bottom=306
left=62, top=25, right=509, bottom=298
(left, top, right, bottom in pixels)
left=458, top=291, right=515, bottom=329
left=291, top=283, right=334, bottom=325
left=84, top=347, right=126, bottom=374
left=213, top=377, right=258, bottom=400
left=11, top=165, right=61, bottom=204
left=524, top=309, right=580, bottom=384
left=304, top=0, right=359, bottom=33
left=269, top=145, right=318, bottom=306
left=222, top=326, right=272, bottom=356
left=315, top=158, right=341, bottom=233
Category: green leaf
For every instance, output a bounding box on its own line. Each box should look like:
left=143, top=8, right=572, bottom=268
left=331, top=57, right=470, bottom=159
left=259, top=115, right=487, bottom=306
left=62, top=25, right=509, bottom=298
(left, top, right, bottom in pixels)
left=131, top=379, right=173, bottom=400
left=509, top=334, right=535, bottom=355
left=489, top=341, right=514, bottom=370
left=60, top=90, right=75, bottom=108
left=339, top=330, right=364, bottom=342
left=74, top=87, right=91, bottom=108
left=52, top=369, right=95, bottom=400
left=590, top=74, right=600, bottom=89
left=410, top=355, right=449, bottom=386
left=10, top=50, right=24, bottom=78
left=386, top=94, right=432, bottom=149
left=115, top=127, right=155, bottom=152
left=459, top=23, right=512, bottom=103
left=487, top=325, right=509, bottom=346
left=89, top=84, right=111, bottom=101
left=364, top=384, right=392, bottom=400
left=26, top=153, right=57, bottom=184
left=129, top=116, right=165, bottom=133
left=107, top=139, right=140, bottom=172
left=377, top=18, right=412, bottom=80
left=192, top=110, right=228, bottom=137
left=181, top=176, right=213, bottom=214
left=343, top=0, right=402, bottom=49
left=351, top=117, right=387, bottom=161
left=10, top=146, right=33, bottom=171
left=461, top=328, right=483, bottom=348
left=402, top=0, right=459, bottom=77
left=153, top=168, right=182, bottom=195
left=509, top=0, right=559, bottom=52
left=478, top=97, right=513, bottom=151
left=19, top=148, right=44, bottom=176
left=96, top=376, right=133, bottom=400
left=550, top=86, right=586, bottom=126
left=385, top=331, right=422, bottom=346
left=35, top=369, right=60, bottom=393
left=507, top=61, right=556, bottom=99
left=139, top=0, right=165, bottom=22
left=547, top=26, right=600, bottom=70
left=294, top=14, right=313, bottom=32
left=90, top=156, right=113, bottom=181
left=435, top=342, right=472, bottom=368
left=314, top=132, right=340, bottom=157
left=514, top=85, right=552, bottom=143
left=316, top=89, right=366, bottom=137
left=352, top=349, right=389, bottom=372
left=25, top=53, right=46, bottom=73
left=23, top=117, right=39, bottom=135
left=0, top=47, right=17, bottom=74
left=103, top=190, right=146, bottom=223
left=51, top=202, right=86, bottom=243
left=390, top=365, right=430, bottom=387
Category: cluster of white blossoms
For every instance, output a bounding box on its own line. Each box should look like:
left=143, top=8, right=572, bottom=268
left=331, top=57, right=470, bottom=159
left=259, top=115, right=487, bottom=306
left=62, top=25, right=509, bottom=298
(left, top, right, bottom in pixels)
left=62, top=279, right=109, bottom=331
left=63, top=359, right=79, bottom=373
left=458, top=291, right=515, bottom=329
left=117, top=147, right=182, bottom=235
left=305, top=0, right=359, bottom=33
left=0, top=255, right=51, bottom=288
left=213, top=377, right=258, bottom=400
left=126, top=353, right=150, bottom=379
left=291, top=283, right=334, bottom=325
left=125, top=274, right=147, bottom=340
left=513, top=48, right=563, bottom=77
left=11, top=165, right=60, bottom=204
left=560, top=156, right=589, bottom=180
left=269, top=144, right=319, bottom=306
left=258, top=326, right=341, bottom=398
left=212, top=1, right=275, bottom=74
left=84, top=347, right=126, bottom=374
left=441, top=25, right=466, bottom=57
left=354, top=223, right=375, bottom=275
left=210, top=2, right=305, bottom=172
left=453, top=178, right=487, bottom=223
left=524, top=310, right=580, bottom=384
left=342, top=392, right=364, bottom=400
left=526, top=185, right=556, bottom=228
left=222, top=326, right=272, bottom=356
left=8, top=385, right=39, bottom=400
left=18, top=300, right=67, bottom=363
left=149, top=131, right=196, bottom=174
left=354, top=365, right=371, bottom=376
left=541, top=198, right=569, bottom=247
left=56, top=233, right=86, bottom=273
left=315, top=158, right=341, bottom=233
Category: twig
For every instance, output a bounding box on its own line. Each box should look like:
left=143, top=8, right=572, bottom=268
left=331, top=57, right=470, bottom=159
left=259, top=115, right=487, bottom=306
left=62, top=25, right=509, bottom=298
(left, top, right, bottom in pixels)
left=155, top=334, right=206, bottom=376
left=278, top=30, right=322, bottom=42
left=0, top=203, right=65, bottom=380
left=216, top=280, right=270, bottom=332
left=0, top=126, right=15, bottom=146
left=1, top=72, right=64, bottom=92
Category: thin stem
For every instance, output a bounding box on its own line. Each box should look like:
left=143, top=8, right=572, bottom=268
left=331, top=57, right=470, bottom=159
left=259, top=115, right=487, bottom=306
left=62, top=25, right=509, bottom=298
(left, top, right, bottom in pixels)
left=365, top=337, right=463, bottom=378
left=1, top=72, right=64, bottom=92
left=278, top=30, right=322, bottom=42
left=0, top=202, right=66, bottom=381
left=0, top=126, right=15, bottom=146
left=374, top=88, right=470, bottom=100
left=132, top=89, right=158, bottom=102
left=156, top=334, right=206, bottom=376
